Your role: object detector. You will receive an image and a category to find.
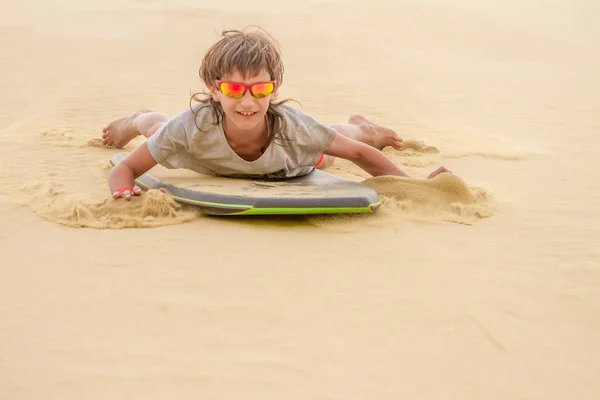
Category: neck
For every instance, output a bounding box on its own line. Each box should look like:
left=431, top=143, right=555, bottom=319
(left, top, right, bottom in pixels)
left=222, top=115, right=269, bottom=146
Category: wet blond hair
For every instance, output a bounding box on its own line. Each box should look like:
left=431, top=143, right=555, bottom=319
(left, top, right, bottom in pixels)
left=190, top=28, right=292, bottom=145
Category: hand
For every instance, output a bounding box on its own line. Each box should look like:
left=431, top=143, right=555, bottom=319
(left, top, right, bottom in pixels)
left=113, top=186, right=143, bottom=200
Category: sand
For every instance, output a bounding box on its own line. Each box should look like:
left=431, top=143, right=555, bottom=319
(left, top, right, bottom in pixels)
left=1, top=0, right=599, bottom=398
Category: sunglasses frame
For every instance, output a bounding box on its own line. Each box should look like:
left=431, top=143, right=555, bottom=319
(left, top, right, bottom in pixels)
left=215, top=80, right=277, bottom=99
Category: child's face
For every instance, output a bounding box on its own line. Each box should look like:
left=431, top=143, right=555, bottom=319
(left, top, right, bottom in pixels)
left=211, top=68, right=275, bottom=135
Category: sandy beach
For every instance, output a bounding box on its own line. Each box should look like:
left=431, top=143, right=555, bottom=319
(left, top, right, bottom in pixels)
left=1, top=0, right=599, bottom=398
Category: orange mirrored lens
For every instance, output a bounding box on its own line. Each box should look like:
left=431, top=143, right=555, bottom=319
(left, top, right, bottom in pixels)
left=250, top=82, right=274, bottom=98
left=219, top=82, right=245, bottom=99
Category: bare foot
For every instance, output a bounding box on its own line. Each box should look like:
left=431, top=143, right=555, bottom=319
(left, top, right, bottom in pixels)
left=348, top=115, right=403, bottom=151
left=101, top=109, right=151, bottom=148
left=427, top=166, right=452, bottom=179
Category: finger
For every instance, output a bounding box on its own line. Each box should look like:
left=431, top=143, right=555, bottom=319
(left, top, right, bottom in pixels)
left=102, top=132, right=108, bottom=139
left=159, top=188, right=166, bottom=193
left=102, top=126, right=108, bottom=133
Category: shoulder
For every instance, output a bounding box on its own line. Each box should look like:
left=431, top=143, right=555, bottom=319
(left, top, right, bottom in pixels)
left=277, top=104, right=336, bottom=135
left=278, top=103, right=316, bottom=123
left=277, top=103, right=331, bottom=133
left=275, top=103, right=337, bottom=151
left=171, top=103, right=216, bottom=133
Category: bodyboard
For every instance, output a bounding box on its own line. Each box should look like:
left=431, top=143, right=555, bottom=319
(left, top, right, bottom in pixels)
left=109, top=153, right=381, bottom=216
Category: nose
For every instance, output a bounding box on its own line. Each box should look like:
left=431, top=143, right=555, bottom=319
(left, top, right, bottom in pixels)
left=240, top=89, right=255, bottom=106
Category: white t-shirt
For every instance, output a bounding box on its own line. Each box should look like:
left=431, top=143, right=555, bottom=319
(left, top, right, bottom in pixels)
left=146, top=103, right=337, bottom=179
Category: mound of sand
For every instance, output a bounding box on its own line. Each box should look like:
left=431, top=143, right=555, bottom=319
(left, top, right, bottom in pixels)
left=362, top=172, right=493, bottom=224
left=21, top=181, right=199, bottom=229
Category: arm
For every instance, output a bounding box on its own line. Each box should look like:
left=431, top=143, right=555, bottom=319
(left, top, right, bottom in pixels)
left=108, top=143, right=158, bottom=199
left=324, top=134, right=409, bottom=177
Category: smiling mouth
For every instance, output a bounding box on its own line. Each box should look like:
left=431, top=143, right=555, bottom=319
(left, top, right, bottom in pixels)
left=237, top=111, right=257, bottom=116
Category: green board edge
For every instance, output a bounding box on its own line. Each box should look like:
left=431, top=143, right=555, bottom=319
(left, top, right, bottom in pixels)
left=110, top=157, right=381, bottom=215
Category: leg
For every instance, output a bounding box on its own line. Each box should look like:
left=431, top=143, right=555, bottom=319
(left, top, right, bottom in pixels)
left=102, top=109, right=170, bottom=148
left=317, top=115, right=403, bottom=170
left=331, top=115, right=403, bottom=150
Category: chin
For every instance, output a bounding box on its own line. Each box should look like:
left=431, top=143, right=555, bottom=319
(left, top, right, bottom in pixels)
left=228, top=121, right=255, bottom=134
left=224, top=110, right=268, bottom=132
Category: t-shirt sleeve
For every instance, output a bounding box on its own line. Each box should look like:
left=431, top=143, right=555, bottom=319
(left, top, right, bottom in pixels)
left=286, top=107, right=338, bottom=154
left=146, top=117, right=191, bottom=169
left=308, top=122, right=337, bottom=153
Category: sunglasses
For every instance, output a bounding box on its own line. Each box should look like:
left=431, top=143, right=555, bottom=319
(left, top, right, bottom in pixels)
left=215, top=80, right=276, bottom=99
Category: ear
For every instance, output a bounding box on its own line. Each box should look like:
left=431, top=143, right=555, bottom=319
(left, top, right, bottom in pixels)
left=209, top=85, right=220, bottom=102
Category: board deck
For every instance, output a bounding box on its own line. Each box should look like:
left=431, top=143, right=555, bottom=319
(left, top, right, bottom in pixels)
left=110, top=153, right=381, bottom=215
